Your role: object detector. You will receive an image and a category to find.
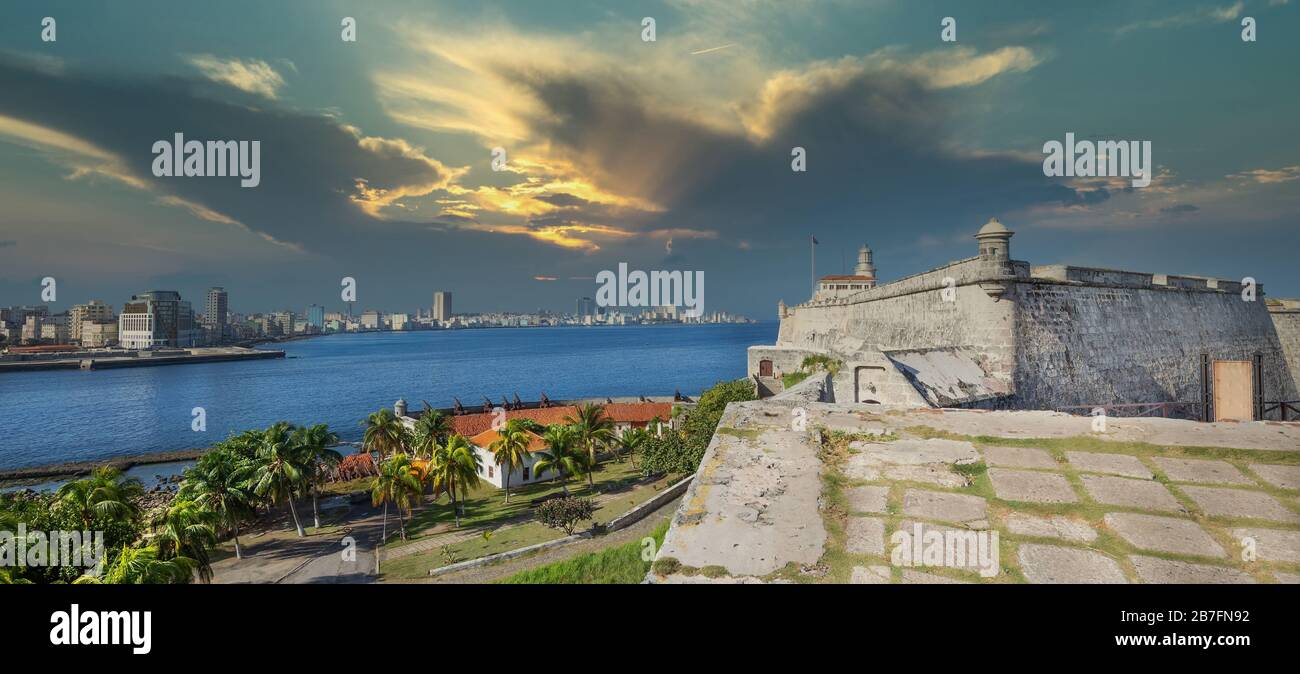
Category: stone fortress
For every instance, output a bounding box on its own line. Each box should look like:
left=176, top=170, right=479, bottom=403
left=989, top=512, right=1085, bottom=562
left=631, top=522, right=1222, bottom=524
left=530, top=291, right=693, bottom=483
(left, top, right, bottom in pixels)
left=749, top=218, right=1300, bottom=417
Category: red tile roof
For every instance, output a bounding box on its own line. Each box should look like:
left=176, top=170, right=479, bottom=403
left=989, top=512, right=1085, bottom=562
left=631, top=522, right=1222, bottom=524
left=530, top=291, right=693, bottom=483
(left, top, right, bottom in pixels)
left=447, top=402, right=673, bottom=437
left=468, top=428, right=548, bottom=452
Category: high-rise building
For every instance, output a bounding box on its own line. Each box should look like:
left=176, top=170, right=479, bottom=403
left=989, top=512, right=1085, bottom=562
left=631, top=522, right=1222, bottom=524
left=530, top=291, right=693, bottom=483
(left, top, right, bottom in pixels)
left=271, top=311, right=295, bottom=335
left=70, top=300, right=113, bottom=343
left=433, top=291, right=452, bottom=322
left=305, top=304, right=325, bottom=328
left=204, top=287, right=229, bottom=334
left=118, top=290, right=197, bottom=349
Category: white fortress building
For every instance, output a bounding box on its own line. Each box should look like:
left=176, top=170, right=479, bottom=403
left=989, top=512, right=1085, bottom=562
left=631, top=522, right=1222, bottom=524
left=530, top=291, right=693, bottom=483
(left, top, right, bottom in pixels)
left=750, top=219, right=1300, bottom=421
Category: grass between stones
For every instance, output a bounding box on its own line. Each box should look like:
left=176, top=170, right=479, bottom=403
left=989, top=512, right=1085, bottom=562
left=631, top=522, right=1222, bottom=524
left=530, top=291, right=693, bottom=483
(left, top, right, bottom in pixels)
left=812, top=424, right=1300, bottom=584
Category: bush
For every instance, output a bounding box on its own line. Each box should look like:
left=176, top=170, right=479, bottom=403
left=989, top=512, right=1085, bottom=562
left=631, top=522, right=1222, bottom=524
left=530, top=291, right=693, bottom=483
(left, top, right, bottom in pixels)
left=535, top=496, right=597, bottom=535
left=641, top=378, right=755, bottom=477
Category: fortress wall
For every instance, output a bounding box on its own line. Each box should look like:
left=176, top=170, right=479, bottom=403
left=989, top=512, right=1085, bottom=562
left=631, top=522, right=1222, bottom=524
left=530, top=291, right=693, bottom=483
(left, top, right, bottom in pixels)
left=1012, top=282, right=1298, bottom=409
left=778, top=258, right=1018, bottom=381
left=1269, top=303, right=1300, bottom=393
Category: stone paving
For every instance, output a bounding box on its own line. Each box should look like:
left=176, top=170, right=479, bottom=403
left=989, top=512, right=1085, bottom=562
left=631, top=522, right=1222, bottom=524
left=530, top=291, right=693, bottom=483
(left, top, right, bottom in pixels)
left=650, top=402, right=1300, bottom=584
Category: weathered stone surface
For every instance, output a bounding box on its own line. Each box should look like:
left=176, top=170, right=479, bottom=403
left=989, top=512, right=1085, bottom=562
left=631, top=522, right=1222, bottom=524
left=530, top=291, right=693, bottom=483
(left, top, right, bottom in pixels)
left=850, top=565, right=891, bottom=584
left=1066, top=451, right=1153, bottom=479
left=845, top=485, right=889, bottom=513
left=1018, top=544, right=1127, bottom=584
left=1004, top=513, right=1098, bottom=542
left=843, top=454, right=882, bottom=481
left=894, top=520, right=995, bottom=574
left=1103, top=513, right=1226, bottom=558
left=981, top=445, right=1057, bottom=469
left=1250, top=463, right=1300, bottom=491
left=846, top=516, right=886, bottom=555
left=1153, top=457, right=1250, bottom=485
left=1081, top=474, right=1184, bottom=512
left=1274, top=572, right=1300, bottom=584
left=1230, top=527, right=1300, bottom=563
left=902, top=489, right=988, bottom=524
left=882, top=464, right=968, bottom=488
left=852, top=438, right=981, bottom=466
left=988, top=468, right=1077, bottom=503
left=1181, top=486, right=1300, bottom=523
left=900, top=570, right=972, bottom=584
left=1129, top=556, right=1255, bottom=584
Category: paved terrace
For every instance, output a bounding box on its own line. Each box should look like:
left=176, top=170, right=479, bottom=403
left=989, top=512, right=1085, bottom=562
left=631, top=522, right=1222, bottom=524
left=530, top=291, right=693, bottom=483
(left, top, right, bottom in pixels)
left=649, top=402, right=1300, bottom=584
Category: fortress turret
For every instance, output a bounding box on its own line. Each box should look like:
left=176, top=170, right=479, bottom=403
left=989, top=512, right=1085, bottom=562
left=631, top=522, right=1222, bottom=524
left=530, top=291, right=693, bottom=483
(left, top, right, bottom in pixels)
left=975, top=218, right=1015, bottom=300
left=813, top=243, right=879, bottom=301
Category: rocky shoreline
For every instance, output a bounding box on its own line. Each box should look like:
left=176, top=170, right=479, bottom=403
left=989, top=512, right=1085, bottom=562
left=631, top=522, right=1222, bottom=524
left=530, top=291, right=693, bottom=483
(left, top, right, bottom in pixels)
left=0, top=448, right=207, bottom=484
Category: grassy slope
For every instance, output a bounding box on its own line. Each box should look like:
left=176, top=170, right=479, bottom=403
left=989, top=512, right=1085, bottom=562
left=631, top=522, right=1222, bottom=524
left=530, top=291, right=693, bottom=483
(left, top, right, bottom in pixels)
left=495, top=518, right=671, bottom=584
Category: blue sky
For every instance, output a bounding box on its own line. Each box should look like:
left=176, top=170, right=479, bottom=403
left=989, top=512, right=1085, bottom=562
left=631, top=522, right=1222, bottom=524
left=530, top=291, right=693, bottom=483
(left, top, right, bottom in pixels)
left=0, top=0, right=1297, bottom=317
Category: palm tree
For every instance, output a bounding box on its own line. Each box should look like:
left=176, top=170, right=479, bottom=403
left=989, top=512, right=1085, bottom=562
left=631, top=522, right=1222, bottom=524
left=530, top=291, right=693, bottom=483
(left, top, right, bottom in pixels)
left=75, top=545, right=196, bottom=584
left=371, top=453, right=424, bottom=542
left=535, top=425, right=585, bottom=495
left=150, top=498, right=217, bottom=583
left=489, top=419, right=532, bottom=504
left=618, top=427, right=649, bottom=468
left=56, top=467, right=143, bottom=532
left=295, top=423, right=342, bottom=529
left=362, top=408, right=406, bottom=459
left=566, top=403, right=616, bottom=488
left=252, top=422, right=308, bottom=537
left=410, top=405, right=452, bottom=459
left=428, top=433, right=482, bottom=527
left=178, top=449, right=255, bottom=559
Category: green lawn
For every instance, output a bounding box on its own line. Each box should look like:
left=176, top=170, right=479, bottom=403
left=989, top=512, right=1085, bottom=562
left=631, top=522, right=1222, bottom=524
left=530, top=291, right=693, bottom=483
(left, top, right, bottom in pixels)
left=378, top=460, right=676, bottom=579
left=496, top=518, right=671, bottom=584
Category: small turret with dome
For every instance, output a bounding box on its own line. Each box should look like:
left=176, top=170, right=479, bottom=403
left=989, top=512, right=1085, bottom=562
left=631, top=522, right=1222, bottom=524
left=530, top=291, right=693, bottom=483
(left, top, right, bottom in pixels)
left=813, top=242, right=880, bottom=301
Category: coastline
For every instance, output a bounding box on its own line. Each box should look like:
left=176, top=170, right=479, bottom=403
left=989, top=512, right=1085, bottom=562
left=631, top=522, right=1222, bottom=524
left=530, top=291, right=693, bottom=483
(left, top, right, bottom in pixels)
left=0, top=448, right=208, bottom=487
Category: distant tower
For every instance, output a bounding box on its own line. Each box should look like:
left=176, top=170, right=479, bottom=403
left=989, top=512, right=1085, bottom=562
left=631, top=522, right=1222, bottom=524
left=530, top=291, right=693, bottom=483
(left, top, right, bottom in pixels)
left=975, top=218, right=1015, bottom=300
left=394, top=398, right=408, bottom=417
left=777, top=299, right=787, bottom=319
left=854, top=244, right=878, bottom=288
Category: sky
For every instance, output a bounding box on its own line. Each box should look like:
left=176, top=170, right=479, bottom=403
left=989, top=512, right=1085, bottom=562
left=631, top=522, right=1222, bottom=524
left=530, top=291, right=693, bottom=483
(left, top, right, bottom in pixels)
left=0, top=0, right=1297, bottom=318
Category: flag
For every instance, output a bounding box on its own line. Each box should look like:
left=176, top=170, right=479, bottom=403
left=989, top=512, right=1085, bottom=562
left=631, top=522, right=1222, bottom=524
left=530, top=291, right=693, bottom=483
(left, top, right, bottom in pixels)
left=811, top=236, right=819, bottom=245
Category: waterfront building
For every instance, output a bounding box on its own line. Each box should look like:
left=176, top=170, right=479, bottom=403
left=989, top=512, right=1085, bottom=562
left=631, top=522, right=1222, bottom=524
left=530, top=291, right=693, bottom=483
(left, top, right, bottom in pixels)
left=360, top=310, right=381, bottom=330
left=80, top=320, right=119, bottom=347
left=305, top=304, right=325, bottom=328
left=21, top=315, right=42, bottom=342
left=203, top=287, right=228, bottom=337
left=272, top=311, right=296, bottom=335
left=118, top=290, right=198, bottom=349
left=390, top=313, right=410, bottom=331
left=70, top=300, right=113, bottom=343
left=433, top=291, right=452, bottom=321
left=40, top=321, right=69, bottom=343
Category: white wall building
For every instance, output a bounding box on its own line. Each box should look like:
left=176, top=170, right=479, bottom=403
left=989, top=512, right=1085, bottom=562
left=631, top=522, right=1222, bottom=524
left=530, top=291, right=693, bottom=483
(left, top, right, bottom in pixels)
left=467, top=428, right=554, bottom=489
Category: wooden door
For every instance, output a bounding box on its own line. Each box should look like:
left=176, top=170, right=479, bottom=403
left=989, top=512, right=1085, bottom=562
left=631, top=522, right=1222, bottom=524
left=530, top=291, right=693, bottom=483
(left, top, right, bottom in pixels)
left=759, top=360, right=773, bottom=377
left=1213, top=360, right=1253, bottom=421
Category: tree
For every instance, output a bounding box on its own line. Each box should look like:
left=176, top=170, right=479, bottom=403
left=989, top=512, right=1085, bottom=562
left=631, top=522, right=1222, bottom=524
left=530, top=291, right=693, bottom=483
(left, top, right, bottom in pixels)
left=616, top=427, right=648, bottom=467
left=566, top=403, right=615, bottom=488
left=410, top=405, right=451, bottom=458
left=362, top=408, right=406, bottom=459
left=428, top=433, right=481, bottom=526
left=178, top=450, right=254, bottom=560
left=535, top=496, right=596, bottom=536
left=489, top=419, right=532, bottom=504
left=371, top=453, right=423, bottom=542
left=534, top=425, right=584, bottom=495
left=74, top=545, right=196, bottom=584
left=252, top=422, right=308, bottom=537
left=150, top=498, right=217, bottom=583
left=55, top=467, right=143, bottom=532
left=295, top=423, right=342, bottom=529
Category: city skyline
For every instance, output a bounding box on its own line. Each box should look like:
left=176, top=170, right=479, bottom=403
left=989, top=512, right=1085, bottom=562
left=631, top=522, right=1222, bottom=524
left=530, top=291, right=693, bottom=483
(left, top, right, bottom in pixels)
left=2, top=1, right=1298, bottom=318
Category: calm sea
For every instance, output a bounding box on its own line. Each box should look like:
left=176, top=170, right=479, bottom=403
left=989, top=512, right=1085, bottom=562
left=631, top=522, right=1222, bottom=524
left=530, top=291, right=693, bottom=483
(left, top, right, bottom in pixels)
left=0, top=322, right=776, bottom=471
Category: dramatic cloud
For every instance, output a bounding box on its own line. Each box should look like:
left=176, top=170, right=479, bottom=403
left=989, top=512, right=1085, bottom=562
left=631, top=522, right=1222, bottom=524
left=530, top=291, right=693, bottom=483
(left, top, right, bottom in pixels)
left=187, top=54, right=288, bottom=98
